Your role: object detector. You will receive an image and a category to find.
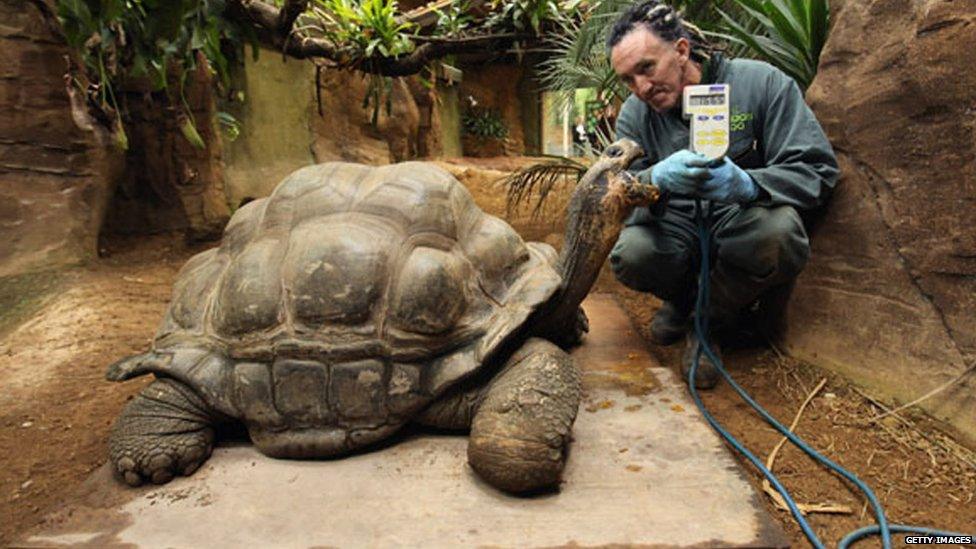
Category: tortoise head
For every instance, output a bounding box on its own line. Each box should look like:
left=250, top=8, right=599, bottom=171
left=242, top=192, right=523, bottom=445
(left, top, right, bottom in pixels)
left=577, top=138, right=659, bottom=223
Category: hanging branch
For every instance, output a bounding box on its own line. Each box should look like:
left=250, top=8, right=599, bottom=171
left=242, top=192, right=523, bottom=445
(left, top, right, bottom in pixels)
left=226, top=0, right=532, bottom=77
left=278, top=0, right=309, bottom=35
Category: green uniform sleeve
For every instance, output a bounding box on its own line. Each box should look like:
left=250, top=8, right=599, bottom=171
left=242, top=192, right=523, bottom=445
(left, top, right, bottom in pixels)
left=747, top=71, right=839, bottom=209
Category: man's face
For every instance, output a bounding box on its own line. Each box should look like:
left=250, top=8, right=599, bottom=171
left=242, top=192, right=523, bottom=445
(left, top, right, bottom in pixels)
left=610, top=26, right=690, bottom=113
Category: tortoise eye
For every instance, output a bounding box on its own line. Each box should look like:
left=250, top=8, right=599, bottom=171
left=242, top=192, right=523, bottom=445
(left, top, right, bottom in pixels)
left=605, top=145, right=623, bottom=158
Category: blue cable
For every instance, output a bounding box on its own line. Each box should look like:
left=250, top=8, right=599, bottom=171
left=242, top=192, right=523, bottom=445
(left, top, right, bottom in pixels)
left=685, top=198, right=974, bottom=548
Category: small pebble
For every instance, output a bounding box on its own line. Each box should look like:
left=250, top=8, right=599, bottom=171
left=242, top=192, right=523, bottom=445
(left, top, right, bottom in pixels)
left=21, top=421, right=32, bottom=428
left=21, top=480, right=33, bottom=490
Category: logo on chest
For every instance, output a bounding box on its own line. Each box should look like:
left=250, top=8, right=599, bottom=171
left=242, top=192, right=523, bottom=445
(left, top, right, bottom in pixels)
left=730, top=110, right=754, bottom=132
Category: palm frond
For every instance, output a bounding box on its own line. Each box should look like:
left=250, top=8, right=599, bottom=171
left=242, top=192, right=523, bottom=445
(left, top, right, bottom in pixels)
left=535, top=0, right=632, bottom=114
left=718, top=0, right=831, bottom=90
left=502, top=157, right=588, bottom=218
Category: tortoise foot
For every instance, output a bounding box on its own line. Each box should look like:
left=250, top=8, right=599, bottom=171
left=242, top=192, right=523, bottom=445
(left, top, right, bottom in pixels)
left=109, top=379, right=215, bottom=486
left=468, top=338, right=581, bottom=494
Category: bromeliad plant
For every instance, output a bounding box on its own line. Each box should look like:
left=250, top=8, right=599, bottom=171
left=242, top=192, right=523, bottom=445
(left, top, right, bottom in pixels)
left=308, top=0, right=416, bottom=60
left=486, top=0, right=577, bottom=34
left=433, top=0, right=475, bottom=37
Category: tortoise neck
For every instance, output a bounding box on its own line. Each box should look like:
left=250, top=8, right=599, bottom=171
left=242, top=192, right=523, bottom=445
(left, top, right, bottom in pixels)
left=533, top=182, right=619, bottom=340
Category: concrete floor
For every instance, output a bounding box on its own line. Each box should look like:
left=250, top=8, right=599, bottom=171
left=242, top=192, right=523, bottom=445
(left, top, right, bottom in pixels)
left=19, top=294, right=788, bottom=548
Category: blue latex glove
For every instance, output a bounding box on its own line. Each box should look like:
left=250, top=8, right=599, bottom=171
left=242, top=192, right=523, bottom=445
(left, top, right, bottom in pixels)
left=637, top=150, right=712, bottom=195
left=699, top=157, right=759, bottom=203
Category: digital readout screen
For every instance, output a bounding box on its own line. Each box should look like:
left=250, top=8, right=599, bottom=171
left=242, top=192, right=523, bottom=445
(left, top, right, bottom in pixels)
left=689, top=94, right=725, bottom=106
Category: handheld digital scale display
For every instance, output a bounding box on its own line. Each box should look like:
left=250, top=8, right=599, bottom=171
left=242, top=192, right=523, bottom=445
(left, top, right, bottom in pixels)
left=683, top=84, right=730, bottom=160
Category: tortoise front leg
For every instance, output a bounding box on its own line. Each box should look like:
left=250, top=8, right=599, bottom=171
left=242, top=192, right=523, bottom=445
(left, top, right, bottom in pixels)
left=468, top=338, right=581, bottom=494
left=110, top=378, right=216, bottom=486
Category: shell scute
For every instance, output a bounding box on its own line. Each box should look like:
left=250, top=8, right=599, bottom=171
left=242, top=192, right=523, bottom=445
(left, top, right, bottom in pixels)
left=387, top=363, right=425, bottom=415
left=390, top=246, right=468, bottom=335
left=164, top=248, right=225, bottom=334
left=284, top=219, right=390, bottom=327
left=331, top=360, right=386, bottom=421
left=232, top=362, right=283, bottom=426
left=272, top=358, right=333, bottom=424
left=355, top=167, right=456, bottom=236
left=213, top=237, right=284, bottom=336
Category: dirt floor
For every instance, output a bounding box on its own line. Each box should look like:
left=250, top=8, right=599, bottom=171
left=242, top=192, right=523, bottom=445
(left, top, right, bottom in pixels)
left=1, top=231, right=975, bottom=547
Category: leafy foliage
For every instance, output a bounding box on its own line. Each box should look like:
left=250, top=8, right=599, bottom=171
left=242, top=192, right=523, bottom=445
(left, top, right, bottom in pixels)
left=716, top=0, right=830, bottom=90
left=53, top=0, right=600, bottom=146
left=308, top=0, right=416, bottom=59
left=486, top=0, right=578, bottom=33
left=462, top=106, right=509, bottom=139
left=55, top=0, right=252, bottom=148
left=433, top=0, right=474, bottom=37
left=536, top=0, right=628, bottom=118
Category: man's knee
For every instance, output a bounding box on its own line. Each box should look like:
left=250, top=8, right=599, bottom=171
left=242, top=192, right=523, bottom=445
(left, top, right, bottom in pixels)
left=610, top=227, right=694, bottom=298
left=722, top=206, right=810, bottom=281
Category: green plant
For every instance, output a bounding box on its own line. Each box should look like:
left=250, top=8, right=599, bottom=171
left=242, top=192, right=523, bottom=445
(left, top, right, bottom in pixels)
left=309, top=0, right=416, bottom=59
left=486, top=0, right=582, bottom=34
left=56, top=0, right=252, bottom=149
left=462, top=105, right=509, bottom=139
left=716, top=0, right=830, bottom=90
left=434, top=0, right=474, bottom=37
left=537, top=0, right=747, bottom=116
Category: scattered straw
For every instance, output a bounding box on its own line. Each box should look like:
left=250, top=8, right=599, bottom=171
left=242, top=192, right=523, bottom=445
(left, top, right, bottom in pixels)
left=761, top=378, right=854, bottom=515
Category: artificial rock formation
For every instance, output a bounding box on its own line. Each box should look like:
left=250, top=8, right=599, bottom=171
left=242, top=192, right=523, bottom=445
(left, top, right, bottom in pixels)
left=0, top=0, right=122, bottom=276
left=787, top=0, right=976, bottom=441
left=222, top=53, right=429, bottom=206
left=311, top=70, right=423, bottom=165
left=105, top=61, right=231, bottom=241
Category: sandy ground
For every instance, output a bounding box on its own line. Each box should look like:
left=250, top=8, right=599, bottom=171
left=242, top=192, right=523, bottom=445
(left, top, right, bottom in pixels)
left=1, top=231, right=974, bottom=545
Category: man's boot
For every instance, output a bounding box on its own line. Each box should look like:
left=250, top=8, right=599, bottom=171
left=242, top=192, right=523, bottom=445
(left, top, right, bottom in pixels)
left=680, top=331, right=721, bottom=389
left=650, top=299, right=693, bottom=346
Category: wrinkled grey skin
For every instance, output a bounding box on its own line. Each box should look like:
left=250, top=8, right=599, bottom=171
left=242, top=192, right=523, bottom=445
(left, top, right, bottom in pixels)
left=106, top=139, right=656, bottom=493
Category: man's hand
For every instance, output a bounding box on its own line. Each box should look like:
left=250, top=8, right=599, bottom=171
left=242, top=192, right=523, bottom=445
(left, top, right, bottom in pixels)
left=638, top=150, right=711, bottom=195
left=639, top=151, right=760, bottom=204
left=699, top=157, right=759, bottom=203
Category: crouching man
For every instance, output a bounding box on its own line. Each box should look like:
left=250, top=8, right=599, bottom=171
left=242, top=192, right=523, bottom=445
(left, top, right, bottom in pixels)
left=606, top=1, right=839, bottom=388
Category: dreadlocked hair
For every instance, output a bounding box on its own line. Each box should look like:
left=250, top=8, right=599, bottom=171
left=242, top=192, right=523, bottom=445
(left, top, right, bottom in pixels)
left=605, top=1, right=713, bottom=64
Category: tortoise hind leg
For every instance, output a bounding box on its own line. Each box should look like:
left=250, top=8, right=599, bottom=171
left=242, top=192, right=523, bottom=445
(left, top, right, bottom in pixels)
left=468, top=338, right=581, bottom=494
left=110, top=378, right=216, bottom=486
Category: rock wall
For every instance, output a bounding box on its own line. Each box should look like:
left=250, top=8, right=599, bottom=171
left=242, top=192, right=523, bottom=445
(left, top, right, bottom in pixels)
left=311, top=70, right=422, bottom=165
left=103, top=62, right=230, bottom=241
left=222, top=53, right=432, bottom=204
left=0, top=0, right=123, bottom=277
left=223, top=54, right=317, bottom=209
left=787, top=0, right=976, bottom=442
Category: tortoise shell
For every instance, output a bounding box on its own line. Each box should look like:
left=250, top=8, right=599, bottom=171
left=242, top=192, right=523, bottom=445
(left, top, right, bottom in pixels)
left=111, top=161, right=562, bottom=452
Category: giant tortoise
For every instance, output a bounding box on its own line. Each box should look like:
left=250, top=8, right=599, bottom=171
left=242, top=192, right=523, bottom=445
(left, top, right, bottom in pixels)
left=106, top=139, right=658, bottom=494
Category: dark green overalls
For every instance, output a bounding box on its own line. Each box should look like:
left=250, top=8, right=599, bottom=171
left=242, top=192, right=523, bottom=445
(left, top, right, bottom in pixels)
left=610, top=54, right=840, bottom=319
